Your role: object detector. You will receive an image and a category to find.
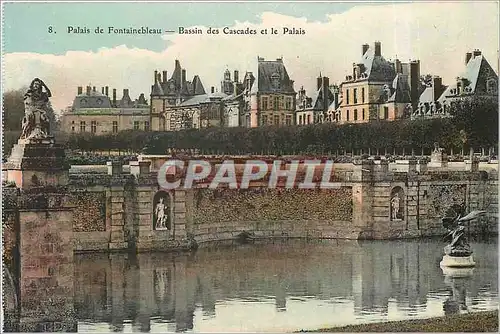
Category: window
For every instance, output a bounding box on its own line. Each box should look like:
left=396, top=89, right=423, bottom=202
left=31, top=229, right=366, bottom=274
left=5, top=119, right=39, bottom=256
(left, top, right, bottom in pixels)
left=262, top=96, right=269, bottom=110
left=286, top=115, right=292, bottom=125
left=134, top=121, right=140, bottom=130
left=144, top=121, right=150, bottom=131
left=262, top=115, right=268, bottom=125
left=299, top=115, right=302, bottom=125
left=346, top=89, right=350, bottom=105
left=274, top=96, right=279, bottom=111
left=362, top=87, right=365, bottom=103
left=307, top=115, right=311, bottom=124
left=274, top=115, right=280, bottom=125
left=354, top=109, right=358, bottom=121
left=80, top=121, right=86, bottom=132
left=71, top=126, right=75, bottom=132
left=112, top=121, right=118, bottom=133
left=384, top=106, right=389, bottom=119
left=346, top=110, right=350, bottom=121
left=285, top=97, right=292, bottom=110
left=487, top=79, right=497, bottom=94
left=91, top=120, right=97, bottom=133
left=271, top=73, right=280, bottom=90
left=71, top=120, right=75, bottom=125
left=354, top=88, right=358, bottom=104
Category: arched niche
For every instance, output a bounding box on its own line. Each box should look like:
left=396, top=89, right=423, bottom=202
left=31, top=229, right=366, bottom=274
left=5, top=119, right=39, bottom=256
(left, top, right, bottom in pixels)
left=390, top=186, right=405, bottom=221
left=153, top=191, right=173, bottom=231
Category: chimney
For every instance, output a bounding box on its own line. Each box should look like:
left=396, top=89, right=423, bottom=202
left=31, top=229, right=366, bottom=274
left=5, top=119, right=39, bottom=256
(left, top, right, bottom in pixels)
left=162, top=70, right=167, bottom=83
left=157, top=73, right=162, bottom=84
left=112, top=89, right=117, bottom=106
left=123, top=89, right=130, bottom=100
left=234, top=70, right=239, bottom=83
left=154, top=70, right=158, bottom=82
left=473, top=49, right=481, bottom=57
left=77, top=86, right=83, bottom=95
left=317, top=76, right=322, bottom=90
left=433, top=76, right=442, bottom=101
left=93, top=86, right=96, bottom=92
left=409, top=60, right=421, bottom=112
left=105, top=86, right=109, bottom=97
left=465, top=52, right=473, bottom=65
left=101, top=87, right=105, bottom=94
left=362, top=44, right=369, bottom=55
left=394, top=59, right=403, bottom=74
left=86, top=86, right=91, bottom=95
left=374, top=41, right=381, bottom=56
left=181, top=69, right=186, bottom=86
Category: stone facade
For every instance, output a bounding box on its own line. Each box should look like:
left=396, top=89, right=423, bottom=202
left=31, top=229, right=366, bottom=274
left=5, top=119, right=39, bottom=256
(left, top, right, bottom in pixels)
left=243, top=57, right=297, bottom=127
left=296, top=77, right=340, bottom=125
left=337, top=42, right=420, bottom=124
left=60, top=86, right=150, bottom=134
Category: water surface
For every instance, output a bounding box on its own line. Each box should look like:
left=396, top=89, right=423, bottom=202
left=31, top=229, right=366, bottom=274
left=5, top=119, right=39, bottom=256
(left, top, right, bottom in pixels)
left=73, top=238, right=498, bottom=332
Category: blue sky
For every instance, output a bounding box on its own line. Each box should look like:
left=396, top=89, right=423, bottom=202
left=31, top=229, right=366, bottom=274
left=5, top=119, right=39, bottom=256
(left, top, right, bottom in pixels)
left=3, top=2, right=373, bottom=54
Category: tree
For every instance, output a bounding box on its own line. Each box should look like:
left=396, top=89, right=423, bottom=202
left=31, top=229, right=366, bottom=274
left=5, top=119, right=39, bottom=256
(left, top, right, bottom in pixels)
left=3, top=88, right=26, bottom=131
left=449, top=96, right=499, bottom=150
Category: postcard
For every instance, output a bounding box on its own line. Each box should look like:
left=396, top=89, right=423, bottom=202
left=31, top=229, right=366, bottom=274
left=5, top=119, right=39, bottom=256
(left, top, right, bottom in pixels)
left=1, top=0, right=499, bottom=332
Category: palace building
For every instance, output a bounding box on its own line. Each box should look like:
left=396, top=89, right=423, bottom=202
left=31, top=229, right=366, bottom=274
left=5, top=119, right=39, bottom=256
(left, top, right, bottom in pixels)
left=412, top=49, right=498, bottom=119
left=243, top=57, right=297, bottom=127
left=150, top=60, right=207, bottom=131
left=296, top=75, right=340, bottom=125
left=337, top=42, right=420, bottom=124
left=60, top=86, right=149, bottom=135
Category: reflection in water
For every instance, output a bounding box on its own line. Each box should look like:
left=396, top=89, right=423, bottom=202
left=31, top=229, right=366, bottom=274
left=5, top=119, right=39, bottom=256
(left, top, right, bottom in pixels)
left=8, top=238, right=499, bottom=332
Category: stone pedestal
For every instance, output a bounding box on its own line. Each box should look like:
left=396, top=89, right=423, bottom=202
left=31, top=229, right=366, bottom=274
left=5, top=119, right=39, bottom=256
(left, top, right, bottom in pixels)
left=4, top=136, right=77, bottom=331
left=440, top=255, right=475, bottom=268
left=429, top=149, right=448, bottom=168
left=3, top=138, right=68, bottom=188
left=465, top=158, right=479, bottom=172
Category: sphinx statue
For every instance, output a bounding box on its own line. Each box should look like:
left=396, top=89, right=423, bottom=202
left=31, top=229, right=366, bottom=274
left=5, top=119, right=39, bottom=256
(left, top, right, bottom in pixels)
left=440, top=204, right=486, bottom=267
left=20, top=78, right=53, bottom=141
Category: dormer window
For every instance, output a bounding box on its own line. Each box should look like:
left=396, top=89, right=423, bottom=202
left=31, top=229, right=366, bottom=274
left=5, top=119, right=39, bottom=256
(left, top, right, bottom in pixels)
left=487, top=78, right=497, bottom=94
left=271, top=73, right=280, bottom=90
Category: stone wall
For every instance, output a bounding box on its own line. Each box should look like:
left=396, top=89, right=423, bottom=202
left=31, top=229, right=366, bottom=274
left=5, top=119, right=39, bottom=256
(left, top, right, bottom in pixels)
left=186, top=187, right=356, bottom=243
left=4, top=160, right=498, bottom=254
left=18, top=191, right=76, bottom=331
left=71, top=191, right=106, bottom=232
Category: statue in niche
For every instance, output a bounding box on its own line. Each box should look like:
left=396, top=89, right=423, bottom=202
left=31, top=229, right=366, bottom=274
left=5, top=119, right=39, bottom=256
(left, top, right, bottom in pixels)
left=442, top=204, right=486, bottom=257
left=391, top=193, right=401, bottom=220
left=154, top=196, right=171, bottom=230
left=20, top=78, right=53, bottom=140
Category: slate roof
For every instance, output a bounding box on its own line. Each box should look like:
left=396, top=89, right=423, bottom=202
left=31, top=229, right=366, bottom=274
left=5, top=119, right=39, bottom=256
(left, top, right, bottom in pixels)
left=250, top=58, right=295, bottom=94
left=357, top=47, right=396, bottom=82
left=152, top=60, right=206, bottom=97
left=438, top=53, right=498, bottom=105
left=72, top=91, right=112, bottom=109
left=387, top=74, right=411, bottom=103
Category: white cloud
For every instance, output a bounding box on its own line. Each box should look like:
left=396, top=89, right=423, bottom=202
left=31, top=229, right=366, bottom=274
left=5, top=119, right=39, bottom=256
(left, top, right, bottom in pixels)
left=3, top=2, right=499, bottom=112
